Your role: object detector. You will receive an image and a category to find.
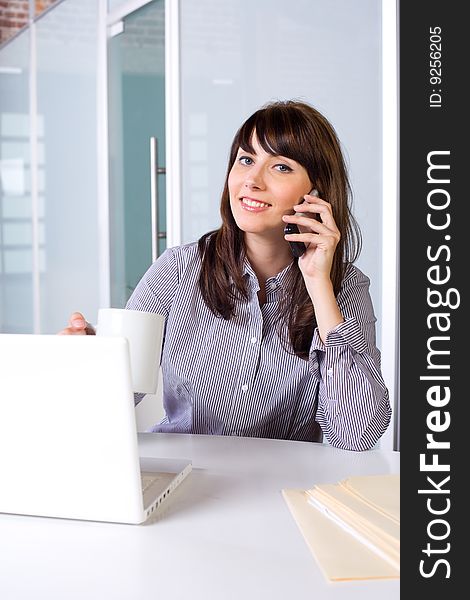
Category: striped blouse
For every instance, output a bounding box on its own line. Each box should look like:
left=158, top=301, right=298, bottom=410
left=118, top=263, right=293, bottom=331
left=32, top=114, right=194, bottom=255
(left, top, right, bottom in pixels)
left=126, top=241, right=392, bottom=451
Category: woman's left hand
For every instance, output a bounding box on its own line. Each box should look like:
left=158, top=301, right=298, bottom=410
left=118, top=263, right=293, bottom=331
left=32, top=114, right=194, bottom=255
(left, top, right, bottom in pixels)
left=282, top=192, right=340, bottom=281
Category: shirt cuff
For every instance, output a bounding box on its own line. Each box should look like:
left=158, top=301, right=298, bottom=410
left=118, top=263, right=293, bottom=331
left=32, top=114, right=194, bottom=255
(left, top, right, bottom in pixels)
left=309, top=317, right=368, bottom=355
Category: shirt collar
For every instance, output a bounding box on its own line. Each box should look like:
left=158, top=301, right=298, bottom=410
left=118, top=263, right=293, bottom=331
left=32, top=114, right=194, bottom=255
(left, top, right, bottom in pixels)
left=241, top=257, right=295, bottom=292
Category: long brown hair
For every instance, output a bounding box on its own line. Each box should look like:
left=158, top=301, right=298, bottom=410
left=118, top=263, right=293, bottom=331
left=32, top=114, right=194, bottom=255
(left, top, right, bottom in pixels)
left=198, top=100, right=361, bottom=359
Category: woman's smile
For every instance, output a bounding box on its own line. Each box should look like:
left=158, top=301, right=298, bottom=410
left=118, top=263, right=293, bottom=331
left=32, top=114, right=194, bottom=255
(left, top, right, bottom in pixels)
left=240, top=196, right=271, bottom=211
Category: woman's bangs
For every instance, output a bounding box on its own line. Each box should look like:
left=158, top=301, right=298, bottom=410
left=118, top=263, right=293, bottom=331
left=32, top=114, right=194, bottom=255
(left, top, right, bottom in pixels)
left=238, top=112, right=302, bottom=162
left=236, top=117, right=258, bottom=154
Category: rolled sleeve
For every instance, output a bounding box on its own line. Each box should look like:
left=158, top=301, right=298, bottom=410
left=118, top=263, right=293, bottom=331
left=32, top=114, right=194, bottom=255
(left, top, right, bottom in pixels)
left=309, top=318, right=368, bottom=387
left=324, top=318, right=368, bottom=353
left=309, top=268, right=392, bottom=451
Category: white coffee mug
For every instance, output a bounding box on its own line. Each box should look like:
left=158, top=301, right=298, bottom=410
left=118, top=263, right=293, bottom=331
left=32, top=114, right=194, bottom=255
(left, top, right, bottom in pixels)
left=96, top=308, right=164, bottom=395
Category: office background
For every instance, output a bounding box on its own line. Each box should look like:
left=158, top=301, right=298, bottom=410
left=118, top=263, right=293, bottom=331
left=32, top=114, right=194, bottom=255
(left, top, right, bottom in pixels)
left=0, top=0, right=398, bottom=449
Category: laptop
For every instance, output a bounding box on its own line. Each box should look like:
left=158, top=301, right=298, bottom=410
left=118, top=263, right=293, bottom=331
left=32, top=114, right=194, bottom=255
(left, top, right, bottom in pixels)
left=0, top=333, right=191, bottom=524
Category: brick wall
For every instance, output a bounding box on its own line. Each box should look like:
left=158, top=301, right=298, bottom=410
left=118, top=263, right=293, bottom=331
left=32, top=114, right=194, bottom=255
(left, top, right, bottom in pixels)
left=0, top=0, right=57, bottom=46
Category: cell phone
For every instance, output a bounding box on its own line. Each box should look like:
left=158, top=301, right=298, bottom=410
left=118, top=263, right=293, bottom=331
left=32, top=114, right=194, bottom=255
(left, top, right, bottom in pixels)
left=284, top=189, right=319, bottom=258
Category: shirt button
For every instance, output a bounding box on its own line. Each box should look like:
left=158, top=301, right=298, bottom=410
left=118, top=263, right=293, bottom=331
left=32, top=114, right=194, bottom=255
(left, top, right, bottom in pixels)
left=241, top=384, right=248, bottom=392
left=250, top=337, right=257, bottom=344
left=312, top=361, right=319, bottom=369
left=327, top=368, right=333, bottom=377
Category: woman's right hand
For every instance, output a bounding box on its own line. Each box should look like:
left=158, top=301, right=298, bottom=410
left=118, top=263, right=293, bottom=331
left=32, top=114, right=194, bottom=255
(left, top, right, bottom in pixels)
left=58, top=312, right=96, bottom=335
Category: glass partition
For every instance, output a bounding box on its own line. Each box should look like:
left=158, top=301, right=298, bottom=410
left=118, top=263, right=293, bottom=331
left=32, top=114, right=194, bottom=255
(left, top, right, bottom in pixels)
left=35, top=0, right=100, bottom=332
left=0, top=29, right=33, bottom=332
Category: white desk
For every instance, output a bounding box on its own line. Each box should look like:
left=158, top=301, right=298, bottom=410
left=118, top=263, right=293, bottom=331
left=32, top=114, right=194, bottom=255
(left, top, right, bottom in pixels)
left=0, top=433, right=400, bottom=599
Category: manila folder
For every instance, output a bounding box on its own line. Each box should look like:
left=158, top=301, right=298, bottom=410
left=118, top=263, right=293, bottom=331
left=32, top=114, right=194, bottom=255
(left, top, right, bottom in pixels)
left=282, top=488, right=399, bottom=581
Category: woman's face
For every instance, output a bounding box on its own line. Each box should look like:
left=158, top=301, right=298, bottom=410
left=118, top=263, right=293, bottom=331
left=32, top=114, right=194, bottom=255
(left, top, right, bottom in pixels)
left=228, top=134, right=312, bottom=239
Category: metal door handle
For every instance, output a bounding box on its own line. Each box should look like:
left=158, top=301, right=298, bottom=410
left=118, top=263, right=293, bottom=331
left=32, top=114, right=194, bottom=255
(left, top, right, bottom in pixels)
left=150, top=136, right=166, bottom=262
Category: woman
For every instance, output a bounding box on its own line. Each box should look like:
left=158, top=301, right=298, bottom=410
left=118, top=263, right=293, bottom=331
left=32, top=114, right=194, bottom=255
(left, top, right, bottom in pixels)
left=63, top=100, right=391, bottom=451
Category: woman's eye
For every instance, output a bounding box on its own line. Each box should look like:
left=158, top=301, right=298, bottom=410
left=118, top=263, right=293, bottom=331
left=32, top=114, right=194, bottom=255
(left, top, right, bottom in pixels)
left=275, top=163, right=292, bottom=172
left=239, top=156, right=254, bottom=166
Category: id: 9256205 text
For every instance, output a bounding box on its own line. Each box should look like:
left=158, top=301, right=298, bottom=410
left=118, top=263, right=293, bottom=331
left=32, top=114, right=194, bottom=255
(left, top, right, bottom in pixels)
left=429, top=26, right=442, bottom=109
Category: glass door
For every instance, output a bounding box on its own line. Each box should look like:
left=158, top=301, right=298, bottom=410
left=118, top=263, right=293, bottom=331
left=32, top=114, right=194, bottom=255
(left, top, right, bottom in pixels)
left=107, top=0, right=166, bottom=308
